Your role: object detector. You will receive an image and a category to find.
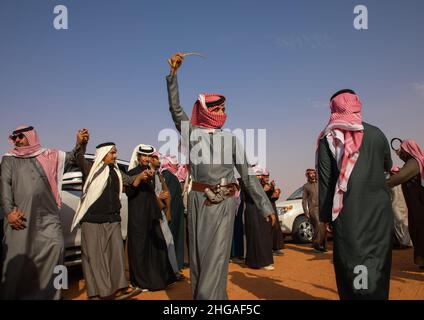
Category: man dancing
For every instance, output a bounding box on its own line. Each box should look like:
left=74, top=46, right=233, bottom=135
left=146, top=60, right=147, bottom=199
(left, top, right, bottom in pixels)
left=166, top=52, right=275, bottom=300
left=2, top=126, right=79, bottom=299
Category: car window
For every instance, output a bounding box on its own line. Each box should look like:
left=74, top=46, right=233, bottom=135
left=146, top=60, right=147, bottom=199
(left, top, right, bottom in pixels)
left=63, top=162, right=80, bottom=174
left=118, top=163, right=128, bottom=174
left=62, top=183, right=83, bottom=191
left=64, top=158, right=94, bottom=174
left=287, top=187, right=304, bottom=200
left=64, top=155, right=128, bottom=176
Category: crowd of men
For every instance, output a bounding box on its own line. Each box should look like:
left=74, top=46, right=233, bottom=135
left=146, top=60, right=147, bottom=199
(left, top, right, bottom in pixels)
left=0, top=53, right=423, bottom=300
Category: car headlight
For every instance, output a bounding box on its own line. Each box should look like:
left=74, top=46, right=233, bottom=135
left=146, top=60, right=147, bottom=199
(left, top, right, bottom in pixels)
left=277, top=205, right=293, bottom=215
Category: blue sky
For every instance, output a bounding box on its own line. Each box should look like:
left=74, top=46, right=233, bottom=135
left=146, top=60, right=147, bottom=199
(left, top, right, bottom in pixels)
left=1, top=0, right=423, bottom=198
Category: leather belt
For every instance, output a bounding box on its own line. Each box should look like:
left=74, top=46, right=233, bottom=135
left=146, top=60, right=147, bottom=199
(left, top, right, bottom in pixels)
left=191, top=181, right=240, bottom=195
left=191, top=181, right=215, bottom=193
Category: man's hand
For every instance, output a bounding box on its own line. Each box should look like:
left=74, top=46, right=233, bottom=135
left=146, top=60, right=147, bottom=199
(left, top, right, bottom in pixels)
left=159, top=191, right=170, bottom=200
left=76, top=128, right=89, bottom=145
left=139, top=169, right=154, bottom=181
left=266, top=213, right=277, bottom=226
left=144, top=169, right=155, bottom=179
left=7, top=207, right=27, bottom=230
left=140, top=171, right=152, bottom=181
left=168, top=52, right=184, bottom=76
left=325, top=223, right=333, bottom=233
left=263, top=184, right=272, bottom=192
left=272, top=187, right=281, bottom=199
left=133, top=170, right=153, bottom=187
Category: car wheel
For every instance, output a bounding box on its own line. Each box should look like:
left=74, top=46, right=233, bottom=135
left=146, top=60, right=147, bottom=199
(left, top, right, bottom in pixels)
left=292, top=215, right=314, bottom=244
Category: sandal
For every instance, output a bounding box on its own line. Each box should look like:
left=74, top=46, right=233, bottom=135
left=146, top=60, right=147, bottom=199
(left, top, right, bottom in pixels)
left=115, top=287, right=142, bottom=300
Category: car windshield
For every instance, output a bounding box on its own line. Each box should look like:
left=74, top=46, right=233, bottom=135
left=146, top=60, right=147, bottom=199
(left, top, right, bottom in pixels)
left=63, top=156, right=129, bottom=174
left=287, top=187, right=303, bottom=200
left=62, top=155, right=128, bottom=191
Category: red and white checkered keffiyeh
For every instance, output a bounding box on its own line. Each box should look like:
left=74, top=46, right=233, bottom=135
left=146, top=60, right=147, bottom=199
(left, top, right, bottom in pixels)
left=401, top=139, right=424, bottom=187
left=252, top=165, right=269, bottom=176
left=317, top=92, right=364, bottom=221
left=5, top=126, right=65, bottom=209
left=191, top=93, right=227, bottom=129
left=160, top=154, right=179, bottom=175
left=176, top=164, right=189, bottom=183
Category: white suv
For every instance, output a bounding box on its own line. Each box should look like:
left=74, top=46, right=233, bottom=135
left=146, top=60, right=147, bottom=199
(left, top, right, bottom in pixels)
left=275, top=187, right=315, bottom=244
left=59, top=155, right=129, bottom=266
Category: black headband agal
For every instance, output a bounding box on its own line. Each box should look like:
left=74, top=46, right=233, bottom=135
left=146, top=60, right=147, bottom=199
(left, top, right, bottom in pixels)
left=12, top=126, right=34, bottom=135
left=390, top=138, right=403, bottom=151
left=206, top=96, right=226, bottom=108
left=138, top=146, right=154, bottom=155
left=330, top=89, right=356, bottom=101
left=96, top=142, right=116, bottom=149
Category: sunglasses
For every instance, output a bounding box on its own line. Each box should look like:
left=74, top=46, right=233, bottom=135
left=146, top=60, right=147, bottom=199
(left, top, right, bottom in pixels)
left=10, top=133, right=25, bottom=141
